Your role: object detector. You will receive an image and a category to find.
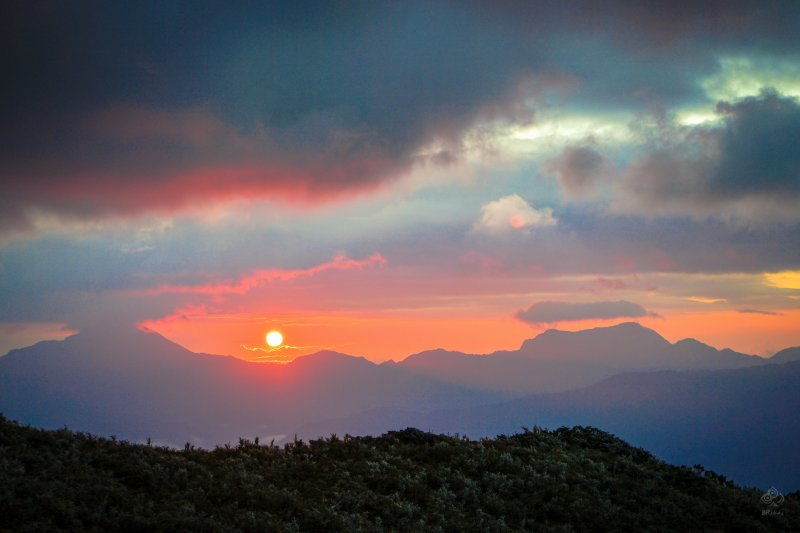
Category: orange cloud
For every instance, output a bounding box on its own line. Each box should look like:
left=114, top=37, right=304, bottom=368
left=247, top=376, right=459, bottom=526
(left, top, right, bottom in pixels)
left=764, top=270, right=800, bottom=290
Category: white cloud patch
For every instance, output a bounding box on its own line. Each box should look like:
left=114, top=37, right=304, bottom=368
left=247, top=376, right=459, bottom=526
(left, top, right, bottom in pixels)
left=702, top=56, right=800, bottom=101
left=473, top=194, right=556, bottom=235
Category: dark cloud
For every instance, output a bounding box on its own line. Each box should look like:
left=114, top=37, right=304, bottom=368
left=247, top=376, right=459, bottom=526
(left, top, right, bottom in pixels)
left=559, top=208, right=800, bottom=274
left=0, top=2, right=556, bottom=235
left=515, top=300, right=656, bottom=324
left=478, top=0, right=800, bottom=45
left=602, top=0, right=800, bottom=46
left=713, top=91, right=800, bottom=198
left=620, top=90, right=800, bottom=222
left=2, top=2, right=800, bottom=235
left=738, top=309, right=783, bottom=316
left=543, top=145, right=609, bottom=199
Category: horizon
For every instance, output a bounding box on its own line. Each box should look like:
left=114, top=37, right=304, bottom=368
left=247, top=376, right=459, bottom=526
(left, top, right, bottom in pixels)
left=3, top=319, right=790, bottom=364
left=1, top=313, right=795, bottom=363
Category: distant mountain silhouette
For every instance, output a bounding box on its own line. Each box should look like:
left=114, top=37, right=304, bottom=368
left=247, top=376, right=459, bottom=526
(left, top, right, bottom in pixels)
left=770, top=346, right=800, bottom=364
left=399, top=322, right=763, bottom=393
left=0, top=325, right=507, bottom=447
left=297, top=361, right=800, bottom=490
left=2, top=321, right=794, bottom=490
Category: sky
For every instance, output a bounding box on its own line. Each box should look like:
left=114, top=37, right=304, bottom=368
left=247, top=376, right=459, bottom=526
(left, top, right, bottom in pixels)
left=1, top=0, right=799, bottom=362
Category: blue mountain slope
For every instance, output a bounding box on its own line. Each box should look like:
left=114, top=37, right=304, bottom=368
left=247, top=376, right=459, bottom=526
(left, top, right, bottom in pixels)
left=297, top=361, right=800, bottom=490
left=399, top=322, right=764, bottom=393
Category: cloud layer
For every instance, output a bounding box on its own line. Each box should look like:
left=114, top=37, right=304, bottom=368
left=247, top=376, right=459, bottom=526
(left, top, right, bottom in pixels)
left=543, top=145, right=609, bottom=200
left=516, top=300, right=656, bottom=325
left=618, top=90, right=800, bottom=222
left=2, top=2, right=800, bottom=236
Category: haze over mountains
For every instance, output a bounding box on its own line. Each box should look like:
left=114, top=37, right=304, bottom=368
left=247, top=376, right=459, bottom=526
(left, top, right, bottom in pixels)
left=300, top=361, right=800, bottom=490
left=398, top=322, right=762, bottom=393
left=1, top=321, right=797, bottom=489
left=0, top=325, right=506, bottom=446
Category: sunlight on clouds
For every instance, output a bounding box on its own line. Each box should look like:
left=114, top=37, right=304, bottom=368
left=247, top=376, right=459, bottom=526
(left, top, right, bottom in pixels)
left=467, top=111, right=635, bottom=160
left=764, top=270, right=800, bottom=290
left=22, top=208, right=115, bottom=238
left=675, top=108, right=720, bottom=126
left=137, top=253, right=387, bottom=296
left=702, top=56, right=800, bottom=101
left=683, top=296, right=727, bottom=304
left=507, top=114, right=632, bottom=146
left=473, top=194, right=556, bottom=234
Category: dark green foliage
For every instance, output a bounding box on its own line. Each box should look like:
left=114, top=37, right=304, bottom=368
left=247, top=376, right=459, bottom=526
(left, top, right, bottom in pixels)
left=1, top=414, right=797, bottom=532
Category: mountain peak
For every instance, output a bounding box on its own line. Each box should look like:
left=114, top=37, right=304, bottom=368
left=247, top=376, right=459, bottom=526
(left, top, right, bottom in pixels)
left=399, top=348, right=481, bottom=367
left=674, top=338, right=709, bottom=349
left=520, top=321, right=669, bottom=355
left=59, top=324, right=199, bottom=364
left=291, top=350, right=372, bottom=368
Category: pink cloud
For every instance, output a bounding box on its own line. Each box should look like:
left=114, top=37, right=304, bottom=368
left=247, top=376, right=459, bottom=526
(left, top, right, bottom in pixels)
left=596, top=277, right=628, bottom=290
left=137, top=253, right=388, bottom=297
left=460, top=251, right=503, bottom=274
left=1, top=105, right=405, bottom=237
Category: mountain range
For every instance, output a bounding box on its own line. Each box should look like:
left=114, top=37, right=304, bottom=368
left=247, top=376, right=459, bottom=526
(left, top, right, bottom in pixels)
left=1, top=321, right=797, bottom=489
left=0, top=324, right=506, bottom=446
left=397, top=321, right=762, bottom=393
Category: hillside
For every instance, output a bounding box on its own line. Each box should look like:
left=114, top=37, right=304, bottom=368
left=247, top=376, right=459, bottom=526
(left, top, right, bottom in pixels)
left=1, top=415, right=797, bottom=532
left=298, top=361, right=800, bottom=490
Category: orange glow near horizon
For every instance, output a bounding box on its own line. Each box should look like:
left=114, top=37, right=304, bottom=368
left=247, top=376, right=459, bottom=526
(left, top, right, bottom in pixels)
left=142, top=313, right=535, bottom=363
left=552, top=308, right=800, bottom=357
left=638, top=309, right=800, bottom=357
left=140, top=307, right=800, bottom=363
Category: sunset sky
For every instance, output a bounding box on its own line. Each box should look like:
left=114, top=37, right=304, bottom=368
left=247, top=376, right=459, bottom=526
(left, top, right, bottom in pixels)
left=1, top=1, right=799, bottom=361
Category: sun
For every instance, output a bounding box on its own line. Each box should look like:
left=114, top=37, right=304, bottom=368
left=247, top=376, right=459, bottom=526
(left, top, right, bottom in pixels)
left=265, top=330, right=283, bottom=348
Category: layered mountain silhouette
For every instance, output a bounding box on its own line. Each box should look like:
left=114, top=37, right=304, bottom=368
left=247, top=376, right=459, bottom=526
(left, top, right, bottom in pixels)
left=770, top=346, right=800, bottom=364
left=2, top=321, right=796, bottom=489
left=398, top=322, right=762, bottom=393
left=0, top=325, right=507, bottom=447
left=297, top=360, right=800, bottom=490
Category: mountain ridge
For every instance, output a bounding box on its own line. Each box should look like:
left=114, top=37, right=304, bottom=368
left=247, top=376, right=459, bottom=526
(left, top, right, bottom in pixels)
left=0, top=325, right=510, bottom=447
left=397, top=321, right=764, bottom=394
left=770, top=346, right=800, bottom=364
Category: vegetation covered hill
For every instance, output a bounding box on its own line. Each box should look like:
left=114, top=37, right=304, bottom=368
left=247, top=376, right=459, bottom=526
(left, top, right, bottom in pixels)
left=1, top=414, right=797, bottom=532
